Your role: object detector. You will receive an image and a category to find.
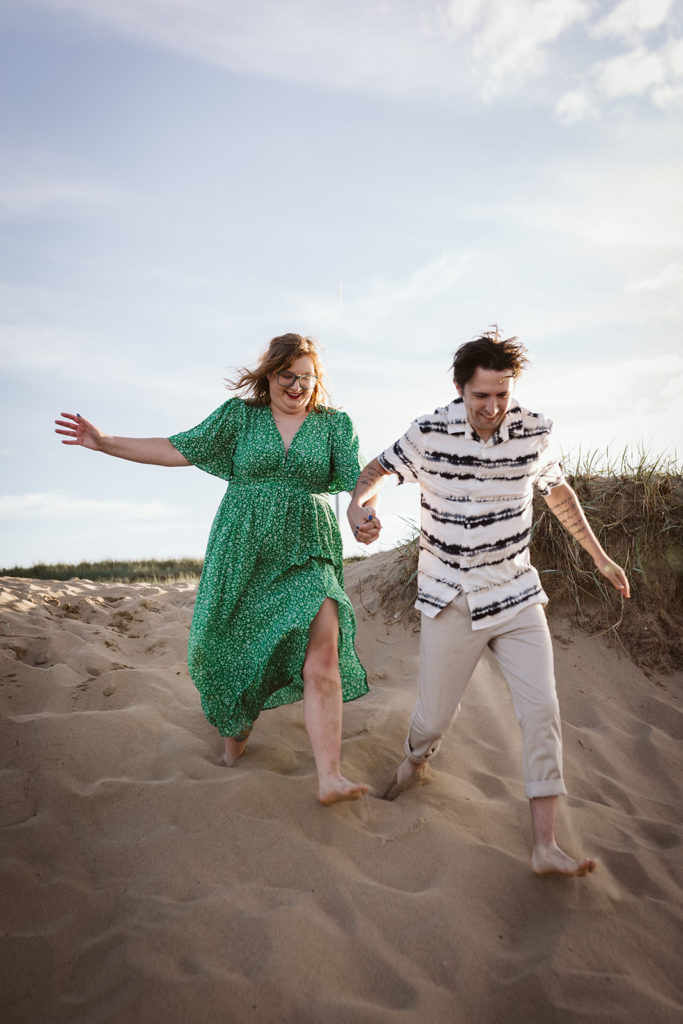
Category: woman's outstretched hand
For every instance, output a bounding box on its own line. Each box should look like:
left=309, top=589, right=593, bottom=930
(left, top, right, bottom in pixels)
left=54, top=414, right=190, bottom=466
left=55, top=412, right=108, bottom=451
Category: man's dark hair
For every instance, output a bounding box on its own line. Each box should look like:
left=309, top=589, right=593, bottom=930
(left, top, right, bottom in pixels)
left=451, top=326, right=529, bottom=389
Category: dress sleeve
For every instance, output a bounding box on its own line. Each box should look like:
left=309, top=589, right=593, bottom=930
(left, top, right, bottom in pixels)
left=168, top=398, right=245, bottom=481
left=533, top=430, right=566, bottom=495
left=328, top=410, right=363, bottom=494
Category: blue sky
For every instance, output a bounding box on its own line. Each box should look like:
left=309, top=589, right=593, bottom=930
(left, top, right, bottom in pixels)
left=1, top=0, right=682, bottom=567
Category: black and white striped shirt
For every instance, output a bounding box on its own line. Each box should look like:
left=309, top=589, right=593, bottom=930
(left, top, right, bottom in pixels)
left=378, top=397, right=565, bottom=628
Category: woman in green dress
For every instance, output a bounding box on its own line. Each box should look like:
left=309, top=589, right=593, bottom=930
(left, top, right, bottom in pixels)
left=55, top=333, right=379, bottom=804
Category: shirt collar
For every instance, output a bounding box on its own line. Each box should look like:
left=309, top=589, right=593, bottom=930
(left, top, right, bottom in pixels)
left=446, top=398, right=519, bottom=444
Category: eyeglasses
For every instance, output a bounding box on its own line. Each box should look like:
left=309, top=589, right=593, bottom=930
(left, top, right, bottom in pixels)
left=276, top=371, right=318, bottom=391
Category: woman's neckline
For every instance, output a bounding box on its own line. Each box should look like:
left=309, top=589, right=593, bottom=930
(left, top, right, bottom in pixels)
left=267, top=404, right=309, bottom=456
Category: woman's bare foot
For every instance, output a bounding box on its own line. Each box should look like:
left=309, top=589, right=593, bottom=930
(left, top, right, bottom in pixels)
left=318, top=774, right=370, bottom=805
left=383, top=757, right=427, bottom=801
left=223, top=733, right=250, bottom=766
left=531, top=843, right=596, bottom=876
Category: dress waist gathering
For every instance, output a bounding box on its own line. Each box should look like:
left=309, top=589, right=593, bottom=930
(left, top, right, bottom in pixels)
left=227, top=477, right=327, bottom=497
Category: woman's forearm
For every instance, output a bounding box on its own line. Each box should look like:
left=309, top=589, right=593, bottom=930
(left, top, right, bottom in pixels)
left=56, top=412, right=190, bottom=466
left=99, top=435, right=190, bottom=466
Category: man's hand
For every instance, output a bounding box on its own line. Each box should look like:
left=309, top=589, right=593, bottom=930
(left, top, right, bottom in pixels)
left=347, top=457, right=392, bottom=546
left=348, top=503, right=381, bottom=546
left=598, top=557, right=630, bottom=598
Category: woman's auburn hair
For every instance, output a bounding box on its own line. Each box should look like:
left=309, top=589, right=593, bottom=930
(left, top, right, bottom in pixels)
left=226, top=333, right=330, bottom=412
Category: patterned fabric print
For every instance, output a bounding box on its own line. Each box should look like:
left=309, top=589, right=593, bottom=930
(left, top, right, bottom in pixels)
left=378, top=397, right=565, bottom=629
left=169, top=398, right=368, bottom=736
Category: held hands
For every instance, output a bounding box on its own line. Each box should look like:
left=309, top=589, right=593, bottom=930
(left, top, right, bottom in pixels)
left=54, top=412, right=107, bottom=452
left=598, top=558, right=630, bottom=598
left=348, top=503, right=381, bottom=546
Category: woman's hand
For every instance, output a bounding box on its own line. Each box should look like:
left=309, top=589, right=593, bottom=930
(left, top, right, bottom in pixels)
left=55, top=412, right=108, bottom=451
left=348, top=503, right=381, bottom=546
left=54, top=413, right=190, bottom=466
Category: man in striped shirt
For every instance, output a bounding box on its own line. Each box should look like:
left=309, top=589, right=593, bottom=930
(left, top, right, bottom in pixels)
left=348, top=328, right=629, bottom=876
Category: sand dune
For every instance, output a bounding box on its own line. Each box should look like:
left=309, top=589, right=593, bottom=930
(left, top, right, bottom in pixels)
left=1, top=558, right=681, bottom=1024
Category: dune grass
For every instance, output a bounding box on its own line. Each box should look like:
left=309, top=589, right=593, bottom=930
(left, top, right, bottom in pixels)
left=0, top=558, right=204, bottom=584
left=378, top=449, right=683, bottom=673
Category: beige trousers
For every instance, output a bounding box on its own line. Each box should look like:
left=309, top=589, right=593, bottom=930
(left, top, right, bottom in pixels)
left=407, top=591, right=567, bottom=799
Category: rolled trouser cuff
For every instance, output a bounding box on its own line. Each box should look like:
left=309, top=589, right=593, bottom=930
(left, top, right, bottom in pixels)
left=404, top=718, right=443, bottom=763
left=525, top=778, right=568, bottom=799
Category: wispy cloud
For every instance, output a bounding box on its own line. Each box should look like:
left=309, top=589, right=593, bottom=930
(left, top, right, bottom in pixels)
left=491, top=161, right=683, bottom=258
left=40, top=0, right=673, bottom=117
left=283, top=250, right=474, bottom=362
left=445, top=0, right=591, bottom=99
left=629, top=263, right=683, bottom=292
left=525, top=351, right=683, bottom=409
left=519, top=350, right=683, bottom=462
left=557, top=3, right=683, bottom=121
left=0, top=493, right=186, bottom=520
left=0, top=152, right=116, bottom=221
left=591, top=0, right=674, bottom=41
left=0, top=179, right=115, bottom=220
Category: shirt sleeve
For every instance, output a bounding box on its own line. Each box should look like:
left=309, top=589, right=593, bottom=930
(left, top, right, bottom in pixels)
left=378, top=424, right=421, bottom=485
left=327, top=410, right=363, bottom=494
left=533, top=430, right=566, bottom=495
left=168, top=398, right=245, bottom=481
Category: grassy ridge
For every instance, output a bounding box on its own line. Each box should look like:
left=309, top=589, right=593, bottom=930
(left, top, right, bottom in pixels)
left=0, top=558, right=204, bottom=584
left=3, top=452, right=681, bottom=670
left=378, top=450, right=683, bottom=673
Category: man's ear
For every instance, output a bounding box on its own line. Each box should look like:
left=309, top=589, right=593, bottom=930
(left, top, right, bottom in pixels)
left=454, top=378, right=463, bottom=397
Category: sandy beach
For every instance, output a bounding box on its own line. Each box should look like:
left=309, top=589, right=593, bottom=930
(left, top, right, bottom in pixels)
left=1, top=555, right=681, bottom=1024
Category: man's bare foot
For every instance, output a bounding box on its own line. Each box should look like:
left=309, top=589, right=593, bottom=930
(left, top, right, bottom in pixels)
left=531, top=843, right=597, bottom=876
left=318, top=775, right=370, bottom=805
left=384, top=757, right=427, bottom=801
left=223, top=733, right=250, bottom=766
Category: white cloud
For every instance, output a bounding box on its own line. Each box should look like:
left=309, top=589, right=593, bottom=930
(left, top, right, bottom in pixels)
left=592, top=0, right=674, bottom=40
left=557, top=12, right=683, bottom=120
left=461, top=0, right=591, bottom=98
left=0, top=493, right=186, bottom=520
left=555, top=87, right=596, bottom=122
left=629, top=263, right=683, bottom=291
left=597, top=44, right=672, bottom=100
left=445, top=0, right=484, bottom=33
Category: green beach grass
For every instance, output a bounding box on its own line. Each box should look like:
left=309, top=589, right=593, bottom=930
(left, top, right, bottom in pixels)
left=0, top=558, right=204, bottom=584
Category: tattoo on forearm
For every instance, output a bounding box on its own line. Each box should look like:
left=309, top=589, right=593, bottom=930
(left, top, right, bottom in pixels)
left=551, top=493, right=589, bottom=542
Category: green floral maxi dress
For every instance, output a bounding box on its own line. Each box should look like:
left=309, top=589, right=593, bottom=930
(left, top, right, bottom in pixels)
left=168, top=398, right=369, bottom=737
